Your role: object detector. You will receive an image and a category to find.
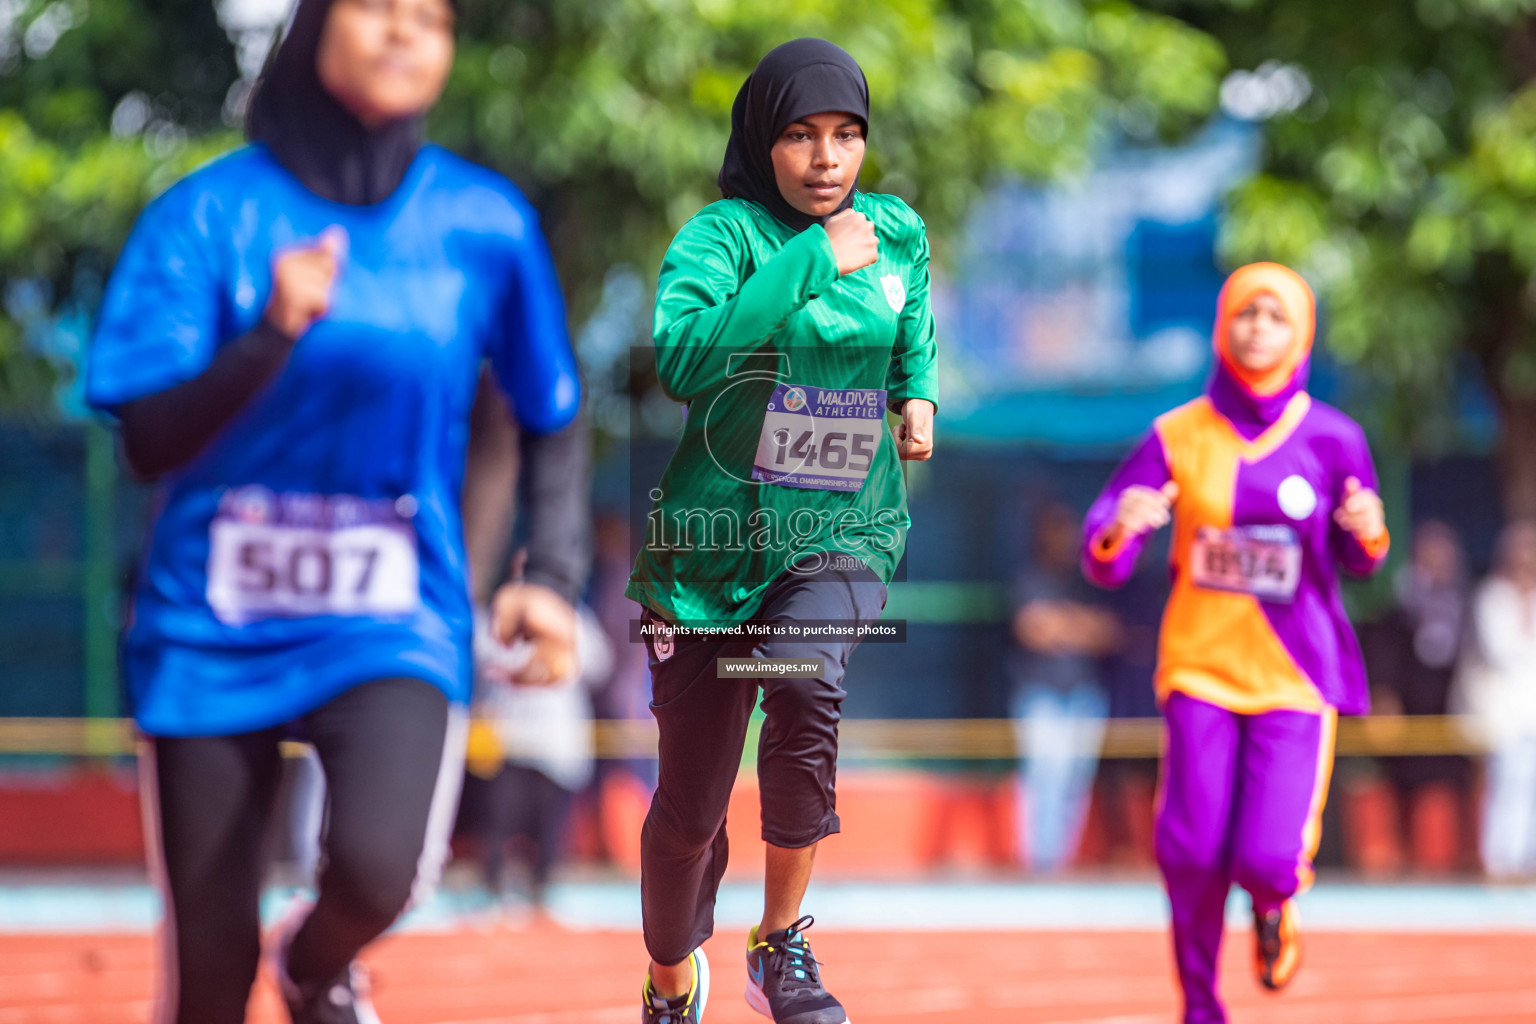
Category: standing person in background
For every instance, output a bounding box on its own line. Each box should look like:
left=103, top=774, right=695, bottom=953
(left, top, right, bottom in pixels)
left=1369, top=521, right=1474, bottom=872
left=1095, top=558, right=1167, bottom=868
left=474, top=595, right=611, bottom=908
left=627, top=38, right=938, bottom=1024
left=460, top=387, right=597, bottom=910
left=1454, top=520, right=1536, bottom=881
left=588, top=511, right=661, bottom=867
left=1010, top=502, right=1121, bottom=873
left=1082, top=263, right=1390, bottom=1024
left=85, top=1, right=585, bottom=1020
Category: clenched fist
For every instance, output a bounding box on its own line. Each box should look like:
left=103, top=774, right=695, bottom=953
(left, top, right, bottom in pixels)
left=823, top=209, right=879, bottom=276
left=264, top=227, right=346, bottom=340
left=1103, top=481, right=1180, bottom=548
left=1333, top=476, right=1386, bottom=543
left=894, top=398, right=935, bottom=461
left=490, top=581, right=577, bottom=687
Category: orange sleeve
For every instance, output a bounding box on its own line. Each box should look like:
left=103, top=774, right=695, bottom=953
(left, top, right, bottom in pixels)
left=1088, top=525, right=1133, bottom=563
left=1357, top=527, right=1390, bottom=561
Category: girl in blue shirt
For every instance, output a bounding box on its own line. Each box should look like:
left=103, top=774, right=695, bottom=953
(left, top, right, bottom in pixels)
left=87, top=1, right=583, bottom=1020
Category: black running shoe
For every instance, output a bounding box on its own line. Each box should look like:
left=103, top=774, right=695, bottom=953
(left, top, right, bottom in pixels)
left=642, top=948, right=710, bottom=1024
left=744, top=916, right=848, bottom=1024
left=281, top=963, right=382, bottom=1024
left=268, top=900, right=383, bottom=1024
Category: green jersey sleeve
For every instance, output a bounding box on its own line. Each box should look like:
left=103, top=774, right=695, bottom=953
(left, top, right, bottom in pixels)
left=652, top=205, right=840, bottom=402
left=885, top=209, right=940, bottom=413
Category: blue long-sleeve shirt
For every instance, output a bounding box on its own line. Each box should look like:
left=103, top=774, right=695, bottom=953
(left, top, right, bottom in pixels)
left=88, top=144, right=579, bottom=736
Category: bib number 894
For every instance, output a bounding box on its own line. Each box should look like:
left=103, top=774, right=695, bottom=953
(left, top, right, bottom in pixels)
left=1188, top=525, right=1302, bottom=603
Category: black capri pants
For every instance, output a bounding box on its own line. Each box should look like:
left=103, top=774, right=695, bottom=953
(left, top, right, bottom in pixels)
left=639, top=554, right=887, bottom=965
left=141, top=676, right=465, bottom=1024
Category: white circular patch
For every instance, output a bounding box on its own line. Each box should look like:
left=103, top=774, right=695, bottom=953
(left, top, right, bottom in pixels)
left=1277, top=475, right=1318, bottom=521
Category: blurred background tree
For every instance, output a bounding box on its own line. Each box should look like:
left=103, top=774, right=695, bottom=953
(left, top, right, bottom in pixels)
left=1166, top=0, right=1536, bottom=517
left=0, top=0, right=1223, bottom=416
left=0, top=0, right=237, bottom=414
left=16, top=0, right=1536, bottom=516
left=437, top=0, right=1223, bottom=324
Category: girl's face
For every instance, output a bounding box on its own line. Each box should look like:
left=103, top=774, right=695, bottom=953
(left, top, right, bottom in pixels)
left=770, top=111, right=866, bottom=218
left=1226, top=291, right=1297, bottom=375
left=317, top=0, right=455, bottom=127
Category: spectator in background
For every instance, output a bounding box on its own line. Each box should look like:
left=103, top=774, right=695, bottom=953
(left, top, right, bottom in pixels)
left=583, top=511, right=661, bottom=869
left=458, top=385, right=600, bottom=906
left=1370, top=521, right=1474, bottom=871
left=1011, top=503, right=1123, bottom=872
left=1094, top=558, right=1166, bottom=868
left=1454, top=520, right=1536, bottom=880
left=472, top=598, right=613, bottom=907
left=590, top=512, right=659, bottom=787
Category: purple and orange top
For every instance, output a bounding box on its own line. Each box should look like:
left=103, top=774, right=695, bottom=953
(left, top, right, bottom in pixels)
left=1080, top=264, right=1389, bottom=716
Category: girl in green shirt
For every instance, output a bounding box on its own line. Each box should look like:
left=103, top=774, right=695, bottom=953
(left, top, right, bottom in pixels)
left=630, top=38, right=938, bottom=1024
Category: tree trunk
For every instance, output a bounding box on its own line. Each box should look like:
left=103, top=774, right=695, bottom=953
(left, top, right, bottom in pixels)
left=1468, top=265, right=1536, bottom=521
left=1497, top=389, right=1536, bottom=521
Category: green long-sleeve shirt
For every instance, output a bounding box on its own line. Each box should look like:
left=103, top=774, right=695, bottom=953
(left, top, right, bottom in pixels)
left=626, top=191, right=940, bottom=626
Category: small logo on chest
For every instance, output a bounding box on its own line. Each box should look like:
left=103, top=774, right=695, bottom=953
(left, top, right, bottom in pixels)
left=1277, top=475, right=1318, bottom=520
left=880, top=274, right=905, bottom=313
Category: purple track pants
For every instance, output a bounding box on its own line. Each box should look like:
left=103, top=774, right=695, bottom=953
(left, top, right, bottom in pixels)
left=1155, top=691, right=1336, bottom=1024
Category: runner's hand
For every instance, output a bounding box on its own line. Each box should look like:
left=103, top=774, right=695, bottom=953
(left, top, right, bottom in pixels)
left=264, top=227, right=346, bottom=340
left=1108, top=482, right=1179, bottom=542
left=1333, top=476, right=1385, bottom=542
left=824, top=210, right=878, bottom=276
left=894, top=398, right=934, bottom=461
left=490, top=582, right=576, bottom=687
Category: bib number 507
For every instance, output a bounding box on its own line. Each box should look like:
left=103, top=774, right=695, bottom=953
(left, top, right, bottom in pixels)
left=207, top=520, right=420, bottom=624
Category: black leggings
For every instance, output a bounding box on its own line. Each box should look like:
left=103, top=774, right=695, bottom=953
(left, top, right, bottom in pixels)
left=639, top=555, right=888, bottom=965
left=143, top=677, right=463, bottom=1024
left=479, top=763, right=576, bottom=896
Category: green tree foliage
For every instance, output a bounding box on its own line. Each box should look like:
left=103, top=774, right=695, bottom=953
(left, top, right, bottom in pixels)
left=1167, top=0, right=1536, bottom=515
left=438, top=0, right=1224, bottom=314
left=0, top=0, right=238, bottom=413
left=0, top=0, right=1225, bottom=414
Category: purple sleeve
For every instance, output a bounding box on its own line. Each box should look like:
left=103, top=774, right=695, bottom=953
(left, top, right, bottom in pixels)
left=1081, top=429, right=1172, bottom=589
left=1330, top=420, right=1390, bottom=577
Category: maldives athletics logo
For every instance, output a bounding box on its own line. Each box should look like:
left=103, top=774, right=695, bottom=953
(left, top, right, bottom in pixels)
left=782, top=387, right=807, bottom=413
left=223, top=485, right=274, bottom=523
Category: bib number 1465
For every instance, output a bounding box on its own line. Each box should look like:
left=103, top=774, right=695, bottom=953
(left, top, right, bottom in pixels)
left=751, top=383, right=887, bottom=492
left=767, top=428, right=876, bottom=473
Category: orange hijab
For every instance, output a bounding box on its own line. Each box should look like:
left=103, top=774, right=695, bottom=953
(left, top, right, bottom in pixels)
left=1212, top=263, right=1315, bottom=398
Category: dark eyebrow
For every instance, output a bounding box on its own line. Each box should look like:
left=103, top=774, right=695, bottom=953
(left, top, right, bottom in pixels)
left=783, top=119, right=865, bottom=131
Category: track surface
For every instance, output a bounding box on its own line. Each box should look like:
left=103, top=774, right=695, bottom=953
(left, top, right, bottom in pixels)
left=3, top=927, right=1535, bottom=1024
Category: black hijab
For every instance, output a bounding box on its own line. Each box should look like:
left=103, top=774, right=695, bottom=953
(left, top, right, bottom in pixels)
left=718, top=38, right=870, bottom=232
left=247, top=0, right=452, bottom=205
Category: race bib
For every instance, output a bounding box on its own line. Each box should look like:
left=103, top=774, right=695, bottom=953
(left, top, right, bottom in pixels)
left=1189, top=524, right=1302, bottom=603
left=751, top=383, right=887, bottom=492
left=207, top=487, right=421, bottom=625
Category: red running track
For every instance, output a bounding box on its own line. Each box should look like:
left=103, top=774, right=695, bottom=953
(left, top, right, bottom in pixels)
left=3, top=927, right=1534, bottom=1023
